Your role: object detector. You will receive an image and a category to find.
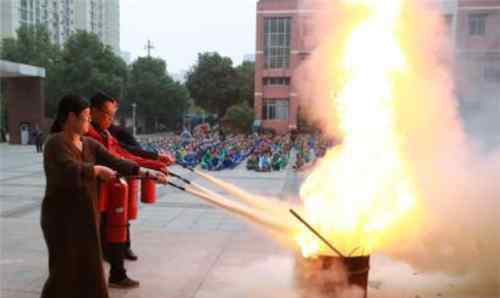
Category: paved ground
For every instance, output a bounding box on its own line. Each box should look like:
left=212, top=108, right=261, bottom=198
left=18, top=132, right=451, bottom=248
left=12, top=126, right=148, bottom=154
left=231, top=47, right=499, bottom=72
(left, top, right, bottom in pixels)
left=0, top=143, right=497, bottom=298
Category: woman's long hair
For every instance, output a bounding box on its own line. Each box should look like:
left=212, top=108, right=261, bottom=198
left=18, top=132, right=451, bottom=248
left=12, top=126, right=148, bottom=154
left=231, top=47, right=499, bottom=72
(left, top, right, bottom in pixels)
left=50, top=95, right=89, bottom=133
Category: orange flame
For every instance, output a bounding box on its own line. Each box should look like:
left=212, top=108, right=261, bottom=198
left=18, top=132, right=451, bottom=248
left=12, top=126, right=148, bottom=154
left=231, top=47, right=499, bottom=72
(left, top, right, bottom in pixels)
left=297, top=0, right=420, bottom=258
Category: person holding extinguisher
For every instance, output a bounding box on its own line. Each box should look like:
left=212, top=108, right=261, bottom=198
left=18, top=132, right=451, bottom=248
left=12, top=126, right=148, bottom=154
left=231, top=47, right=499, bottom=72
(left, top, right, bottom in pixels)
left=40, top=95, right=167, bottom=298
left=108, top=123, right=175, bottom=164
left=87, top=91, right=172, bottom=288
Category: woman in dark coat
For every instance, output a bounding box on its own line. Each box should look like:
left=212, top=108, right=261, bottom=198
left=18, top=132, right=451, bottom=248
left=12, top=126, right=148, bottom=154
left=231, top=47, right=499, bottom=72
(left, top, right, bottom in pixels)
left=40, top=95, right=167, bottom=298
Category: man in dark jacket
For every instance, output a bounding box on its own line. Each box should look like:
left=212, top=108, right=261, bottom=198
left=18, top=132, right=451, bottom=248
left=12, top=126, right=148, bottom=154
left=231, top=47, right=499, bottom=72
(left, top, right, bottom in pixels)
left=108, top=124, right=173, bottom=164
left=87, top=92, right=172, bottom=288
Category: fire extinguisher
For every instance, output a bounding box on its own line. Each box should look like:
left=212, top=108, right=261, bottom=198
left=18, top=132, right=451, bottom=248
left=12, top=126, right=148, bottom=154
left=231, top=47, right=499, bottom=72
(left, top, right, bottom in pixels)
left=98, top=181, right=109, bottom=212
left=106, top=178, right=129, bottom=243
left=128, top=178, right=139, bottom=220
left=141, top=178, right=157, bottom=204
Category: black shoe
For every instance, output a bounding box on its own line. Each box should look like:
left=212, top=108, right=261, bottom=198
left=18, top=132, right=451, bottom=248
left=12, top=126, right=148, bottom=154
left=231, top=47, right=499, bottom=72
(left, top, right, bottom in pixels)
left=109, top=277, right=140, bottom=289
left=124, top=248, right=138, bottom=261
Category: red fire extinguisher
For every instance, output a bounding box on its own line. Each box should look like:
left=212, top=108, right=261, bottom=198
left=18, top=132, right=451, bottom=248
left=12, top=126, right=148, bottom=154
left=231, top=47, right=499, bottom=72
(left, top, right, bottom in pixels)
left=141, top=178, right=157, bottom=204
left=128, top=178, right=139, bottom=220
left=98, top=182, right=109, bottom=212
left=106, top=178, right=129, bottom=243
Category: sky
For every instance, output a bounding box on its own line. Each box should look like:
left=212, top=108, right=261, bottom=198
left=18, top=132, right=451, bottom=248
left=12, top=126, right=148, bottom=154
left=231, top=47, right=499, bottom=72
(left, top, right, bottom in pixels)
left=120, top=0, right=258, bottom=77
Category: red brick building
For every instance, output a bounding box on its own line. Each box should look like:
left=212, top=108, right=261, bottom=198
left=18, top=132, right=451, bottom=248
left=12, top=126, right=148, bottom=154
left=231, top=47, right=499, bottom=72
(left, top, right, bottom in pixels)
left=1, top=60, right=47, bottom=144
left=254, top=0, right=317, bottom=133
left=452, top=0, right=500, bottom=109
left=254, top=0, right=500, bottom=133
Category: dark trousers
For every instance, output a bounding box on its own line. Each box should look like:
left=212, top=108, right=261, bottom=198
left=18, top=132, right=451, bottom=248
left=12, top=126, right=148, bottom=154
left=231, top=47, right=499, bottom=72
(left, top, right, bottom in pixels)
left=126, top=223, right=131, bottom=249
left=107, top=243, right=127, bottom=282
left=36, top=142, right=43, bottom=153
left=100, top=213, right=130, bottom=282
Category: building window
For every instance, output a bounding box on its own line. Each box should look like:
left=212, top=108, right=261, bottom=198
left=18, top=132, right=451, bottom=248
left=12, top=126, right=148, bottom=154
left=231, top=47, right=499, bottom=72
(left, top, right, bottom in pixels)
left=483, top=66, right=500, bottom=82
left=443, top=14, right=453, bottom=31
left=263, top=98, right=289, bottom=120
left=264, top=17, right=291, bottom=69
left=263, top=77, right=290, bottom=86
left=469, top=13, right=487, bottom=36
left=20, top=9, right=28, bottom=22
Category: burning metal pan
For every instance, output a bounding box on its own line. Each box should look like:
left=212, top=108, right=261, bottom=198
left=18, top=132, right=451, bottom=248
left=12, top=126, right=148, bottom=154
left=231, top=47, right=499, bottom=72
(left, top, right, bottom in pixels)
left=294, top=255, right=370, bottom=298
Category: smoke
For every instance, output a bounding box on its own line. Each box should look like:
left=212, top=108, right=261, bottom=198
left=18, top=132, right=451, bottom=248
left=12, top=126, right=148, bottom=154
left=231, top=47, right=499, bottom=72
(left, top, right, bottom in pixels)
left=456, top=64, right=500, bottom=151
left=294, top=0, right=500, bottom=293
left=209, top=255, right=366, bottom=298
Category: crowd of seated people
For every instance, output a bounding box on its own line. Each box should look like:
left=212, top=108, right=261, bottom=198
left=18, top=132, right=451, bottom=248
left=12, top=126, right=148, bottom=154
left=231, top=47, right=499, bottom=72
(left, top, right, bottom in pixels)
left=137, top=125, right=335, bottom=172
left=199, top=134, right=254, bottom=170
left=138, top=126, right=254, bottom=171
left=293, top=134, right=337, bottom=170
left=246, top=134, right=291, bottom=172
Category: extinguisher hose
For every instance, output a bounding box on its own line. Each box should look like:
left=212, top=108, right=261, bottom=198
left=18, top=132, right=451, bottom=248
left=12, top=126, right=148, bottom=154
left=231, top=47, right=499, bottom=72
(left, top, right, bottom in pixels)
left=115, top=174, right=158, bottom=181
left=116, top=171, right=193, bottom=186
left=163, top=170, right=191, bottom=185
left=167, top=181, right=186, bottom=191
left=114, top=174, right=189, bottom=193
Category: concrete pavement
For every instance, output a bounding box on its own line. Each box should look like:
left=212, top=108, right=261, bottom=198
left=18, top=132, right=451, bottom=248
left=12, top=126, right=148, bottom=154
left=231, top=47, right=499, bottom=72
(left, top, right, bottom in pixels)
left=0, top=143, right=497, bottom=298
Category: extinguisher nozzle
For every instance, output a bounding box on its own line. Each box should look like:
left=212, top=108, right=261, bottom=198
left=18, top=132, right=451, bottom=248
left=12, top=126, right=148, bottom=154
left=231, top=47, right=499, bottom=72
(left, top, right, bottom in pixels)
left=166, top=171, right=191, bottom=184
left=167, top=182, right=186, bottom=192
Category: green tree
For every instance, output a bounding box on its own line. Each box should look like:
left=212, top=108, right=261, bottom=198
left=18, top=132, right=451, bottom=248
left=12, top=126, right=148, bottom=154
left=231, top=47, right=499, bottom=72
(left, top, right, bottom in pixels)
left=55, top=30, right=128, bottom=103
left=185, top=52, right=239, bottom=117
left=223, top=102, right=255, bottom=133
left=1, top=24, right=62, bottom=116
left=0, top=24, right=60, bottom=67
left=127, top=57, right=190, bottom=132
left=235, top=61, right=255, bottom=107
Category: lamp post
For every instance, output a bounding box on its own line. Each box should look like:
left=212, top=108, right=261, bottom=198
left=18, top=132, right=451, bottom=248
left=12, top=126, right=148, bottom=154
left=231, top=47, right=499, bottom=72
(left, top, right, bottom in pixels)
left=132, top=102, right=137, bottom=136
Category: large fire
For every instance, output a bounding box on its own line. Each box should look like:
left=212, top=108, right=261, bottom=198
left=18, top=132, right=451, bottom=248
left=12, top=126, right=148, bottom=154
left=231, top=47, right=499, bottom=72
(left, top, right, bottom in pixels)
left=296, top=0, right=421, bottom=258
